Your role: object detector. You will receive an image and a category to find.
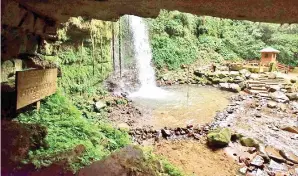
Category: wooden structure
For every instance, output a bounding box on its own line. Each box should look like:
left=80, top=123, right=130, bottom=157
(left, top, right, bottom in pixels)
left=260, top=47, right=280, bottom=66
left=16, top=68, right=57, bottom=110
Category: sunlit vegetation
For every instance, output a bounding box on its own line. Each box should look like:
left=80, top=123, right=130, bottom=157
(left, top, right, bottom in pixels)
left=17, top=92, right=130, bottom=171
left=149, top=10, right=298, bottom=70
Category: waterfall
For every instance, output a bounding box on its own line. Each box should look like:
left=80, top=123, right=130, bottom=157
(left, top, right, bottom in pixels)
left=128, top=15, right=166, bottom=99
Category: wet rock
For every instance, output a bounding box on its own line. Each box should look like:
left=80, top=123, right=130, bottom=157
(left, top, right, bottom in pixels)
left=267, top=101, right=277, bottom=108
left=279, top=150, right=298, bottom=164
left=94, top=100, right=106, bottom=111
left=281, top=126, right=298, bottom=134
left=240, top=137, right=259, bottom=147
left=286, top=93, right=298, bottom=101
left=268, top=160, right=288, bottom=172
left=161, top=129, right=172, bottom=138
left=250, top=155, right=264, bottom=167
left=265, top=146, right=286, bottom=163
left=207, top=128, right=231, bottom=147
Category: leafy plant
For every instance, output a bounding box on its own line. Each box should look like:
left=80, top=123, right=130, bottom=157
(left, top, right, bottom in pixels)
left=16, top=92, right=130, bottom=171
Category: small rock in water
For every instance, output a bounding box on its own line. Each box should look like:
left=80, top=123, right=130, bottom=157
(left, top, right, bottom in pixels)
left=250, top=155, right=264, bottom=167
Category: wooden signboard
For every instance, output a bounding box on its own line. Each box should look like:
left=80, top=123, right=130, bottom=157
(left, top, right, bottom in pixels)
left=16, top=68, right=57, bottom=110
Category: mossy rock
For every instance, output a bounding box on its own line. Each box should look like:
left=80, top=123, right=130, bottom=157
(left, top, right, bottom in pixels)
left=240, top=137, right=259, bottom=147
left=207, top=128, right=231, bottom=147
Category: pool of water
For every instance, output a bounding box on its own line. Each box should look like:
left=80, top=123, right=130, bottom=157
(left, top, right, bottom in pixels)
left=130, top=85, right=235, bottom=129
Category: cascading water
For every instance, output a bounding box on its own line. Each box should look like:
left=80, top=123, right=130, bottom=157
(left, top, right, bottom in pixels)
left=128, top=15, right=166, bottom=99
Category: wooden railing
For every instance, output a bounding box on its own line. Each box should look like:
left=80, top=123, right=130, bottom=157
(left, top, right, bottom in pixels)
left=277, top=62, right=290, bottom=73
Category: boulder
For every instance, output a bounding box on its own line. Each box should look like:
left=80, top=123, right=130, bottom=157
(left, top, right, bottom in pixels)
left=94, top=100, right=106, bottom=112
left=270, top=91, right=289, bottom=103
left=250, top=74, right=259, bottom=80
left=240, top=137, right=259, bottom=147
left=250, top=155, right=264, bottom=167
left=219, top=83, right=241, bottom=93
left=265, top=146, right=286, bottom=163
left=281, top=126, right=298, bottom=134
left=268, top=85, right=281, bottom=92
left=267, top=101, right=277, bottom=108
left=286, top=93, right=298, bottom=101
left=268, top=72, right=277, bottom=79
left=207, top=128, right=231, bottom=147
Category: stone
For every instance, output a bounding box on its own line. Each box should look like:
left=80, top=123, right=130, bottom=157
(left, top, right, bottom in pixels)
left=268, top=160, right=288, bottom=172
left=250, top=155, right=264, bottom=167
left=281, top=126, right=298, bottom=134
left=239, top=166, right=248, bottom=175
left=1, top=60, right=15, bottom=82
left=94, top=100, right=106, bottom=111
left=207, top=128, right=231, bottom=147
left=117, top=123, right=130, bottom=131
left=250, top=74, right=260, bottom=80
left=161, top=129, right=171, bottom=138
left=219, top=83, right=241, bottom=93
left=240, top=137, right=259, bottom=147
left=267, top=101, right=277, bottom=108
left=255, top=113, right=262, bottom=118
left=268, top=85, right=281, bottom=92
left=258, top=144, right=270, bottom=163
left=265, top=146, right=286, bottom=163
left=279, top=150, right=298, bottom=164
left=286, top=93, right=298, bottom=101
left=268, top=72, right=277, bottom=79
left=290, top=79, right=297, bottom=83
left=248, top=147, right=257, bottom=154
left=270, top=91, right=289, bottom=103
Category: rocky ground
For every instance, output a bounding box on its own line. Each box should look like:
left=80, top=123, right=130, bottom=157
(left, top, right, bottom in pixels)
left=88, top=65, right=298, bottom=175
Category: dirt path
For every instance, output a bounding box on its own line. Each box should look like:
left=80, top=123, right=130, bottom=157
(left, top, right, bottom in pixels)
left=154, top=140, right=239, bottom=176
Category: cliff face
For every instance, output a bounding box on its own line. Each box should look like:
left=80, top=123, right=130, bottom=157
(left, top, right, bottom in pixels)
left=2, top=0, right=298, bottom=60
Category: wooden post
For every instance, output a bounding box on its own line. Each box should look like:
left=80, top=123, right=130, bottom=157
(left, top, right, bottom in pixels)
left=36, top=101, right=40, bottom=111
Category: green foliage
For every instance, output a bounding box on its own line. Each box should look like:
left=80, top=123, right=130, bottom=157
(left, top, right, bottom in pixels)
left=16, top=92, right=130, bottom=171
left=56, top=17, right=113, bottom=96
left=149, top=10, right=298, bottom=70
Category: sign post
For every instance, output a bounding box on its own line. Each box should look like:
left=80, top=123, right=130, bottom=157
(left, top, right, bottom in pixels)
left=15, top=68, right=57, bottom=110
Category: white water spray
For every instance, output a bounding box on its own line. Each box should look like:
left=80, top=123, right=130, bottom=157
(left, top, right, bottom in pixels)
left=128, top=15, right=167, bottom=99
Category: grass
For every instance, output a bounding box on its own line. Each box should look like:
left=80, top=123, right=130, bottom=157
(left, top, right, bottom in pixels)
left=16, top=92, right=131, bottom=172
